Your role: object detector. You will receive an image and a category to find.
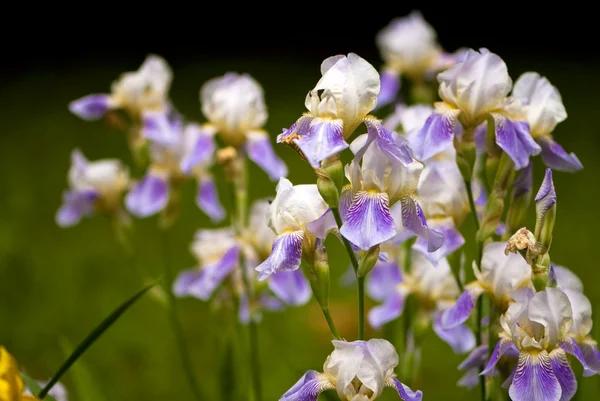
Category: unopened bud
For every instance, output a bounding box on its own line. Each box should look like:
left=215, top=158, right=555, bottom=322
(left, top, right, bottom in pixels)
left=532, top=253, right=551, bottom=292
left=357, top=245, right=380, bottom=278
left=534, top=169, right=556, bottom=254
left=317, top=157, right=343, bottom=208
left=302, top=241, right=330, bottom=309
left=505, top=164, right=533, bottom=238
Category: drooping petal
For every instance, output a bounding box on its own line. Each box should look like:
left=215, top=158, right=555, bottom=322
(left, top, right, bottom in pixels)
left=180, top=125, right=216, bottom=174
left=441, top=284, right=485, bottom=329
left=376, top=69, right=401, bottom=108
left=413, top=219, right=464, bottom=266
left=69, top=94, right=113, bottom=120
left=408, top=103, right=459, bottom=161
left=55, top=189, right=99, bottom=227
left=366, top=263, right=403, bottom=302
left=509, top=351, right=561, bottom=401
left=457, top=369, right=481, bottom=389
left=493, top=114, right=541, bottom=170
left=125, top=173, right=169, bottom=217
left=340, top=191, right=396, bottom=250
left=280, top=370, right=334, bottom=401
left=539, top=137, right=583, bottom=173
left=277, top=114, right=312, bottom=144
left=368, top=292, right=404, bottom=329
left=246, top=131, right=288, bottom=180
left=196, top=176, right=226, bottom=223
left=269, top=269, right=312, bottom=306
left=558, top=338, right=594, bottom=377
left=580, top=340, right=600, bottom=374
left=260, top=294, right=285, bottom=311
left=433, top=312, right=476, bottom=354
left=173, top=246, right=239, bottom=300
left=306, top=209, right=337, bottom=239
left=458, top=344, right=489, bottom=371
left=386, top=377, right=423, bottom=401
left=293, top=118, right=348, bottom=168
left=256, top=231, right=304, bottom=280
left=362, top=118, right=414, bottom=166
left=550, top=349, right=577, bottom=401
left=481, top=338, right=519, bottom=375
left=142, top=110, right=181, bottom=146
left=553, top=265, right=584, bottom=293
left=399, top=197, right=444, bottom=252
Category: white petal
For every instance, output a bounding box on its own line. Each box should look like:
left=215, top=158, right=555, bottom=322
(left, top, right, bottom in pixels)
left=480, top=242, right=532, bottom=304
left=528, top=288, right=573, bottom=349
left=563, top=289, right=593, bottom=339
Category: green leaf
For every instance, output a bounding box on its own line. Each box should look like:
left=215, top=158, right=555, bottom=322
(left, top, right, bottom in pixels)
left=59, top=338, right=108, bottom=401
left=21, top=372, right=57, bottom=401
left=38, top=282, right=156, bottom=399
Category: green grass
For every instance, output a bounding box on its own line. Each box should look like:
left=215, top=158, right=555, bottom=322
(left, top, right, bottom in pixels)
left=1, top=57, right=599, bottom=400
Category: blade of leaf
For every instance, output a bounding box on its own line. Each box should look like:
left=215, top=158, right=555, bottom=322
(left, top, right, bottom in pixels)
left=38, top=282, right=156, bottom=399
left=21, top=372, right=57, bottom=401
left=59, top=338, right=108, bottom=401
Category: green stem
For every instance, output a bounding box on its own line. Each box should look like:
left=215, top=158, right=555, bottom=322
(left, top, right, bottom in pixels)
left=322, top=308, right=341, bottom=340
left=331, top=208, right=359, bottom=274
left=160, top=229, right=204, bottom=401
left=248, top=320, right=263, bottom=401
left=465, top=180, right=481, bottom=233
left=357, top=277, right=365, bottom=340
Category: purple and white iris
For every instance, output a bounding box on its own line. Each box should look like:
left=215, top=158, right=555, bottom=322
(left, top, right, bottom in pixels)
left=375, top=11, right=460, bottom=107
left=512, top=72, right=582, bottom=172
left=56, top=149, right=130, bottom=227
left=483, top=288, right=594, bottom=401
left=255, top=178, right=329, bottom=280
left=124, top=110, right=225, bottom=222
left=340, top=120, right=443, bottom=251
left=280, top=339, right=422, bottom=401
left=413, top=49, right=541, bottom=169
left=278, top=53, right=380, bottom=168
left=200, top=72, right=287, bottom=180
left=69, top=55, right=172, bottom=120
left=367, top=254, right=475, bottom=354
left=441, top=242, right=532, bottom=329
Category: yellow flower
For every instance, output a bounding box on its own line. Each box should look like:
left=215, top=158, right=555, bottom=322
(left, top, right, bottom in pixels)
left=0, top=347, right=39, bottom=401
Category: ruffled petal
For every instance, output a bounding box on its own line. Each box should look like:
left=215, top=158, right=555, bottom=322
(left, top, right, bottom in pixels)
left=142, top=110, right=182, bottom=146
left=433, top=312, right=476, bottom=354
left=509, top=351, right=561, bottom=401
left=441, top=285, right=484, bottom=329
left=280, top=370, right=334, bottom=401
left=268, top=269, right=312, bottom=306
left=306, top=209, right=337, bottom=239
left=458, top=344, right=489, bottom=371
left=196, top=176, right=226, bottom=223
left=399, top=197, right=444, bottom=252
left=293, top=118, right=348, bottom=168
left=366, top=262, right=403, bottom=301
left=481, top=338, right=519, bottom=375
left=408, top=104, right=459, bottom=161
left=550, top=349, right=577, bottom=401
left=386, top=377, right=423, bottom=401
left=180, top=125, right=216, bottom=174
left=493, top=114, right=541, bottom=170
left=580, top=340, right=600, bottom=375
left=539, top=137, right=583, bottom=173
left=69, top=94, right=113, bottom=120
left=368, top=292, right=404, bottom=329
left=340, top=191, right=396, bottom=250
left=256, top=231, right=304, bottom=280
left=412, top=219, right=464, bottom=266
left=246, top=131, right=288, bottom=180
left=125, top=174, right=169, bottom=217
left=558, top=338, right=594, bottom=377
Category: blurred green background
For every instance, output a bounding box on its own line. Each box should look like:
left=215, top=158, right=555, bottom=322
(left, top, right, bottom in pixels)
left=1, top=55, right=599, bottom=401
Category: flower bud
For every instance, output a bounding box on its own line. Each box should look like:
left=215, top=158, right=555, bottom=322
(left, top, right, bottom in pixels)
left=317, top=157, right=344, bottom=208
left=303, top=242, right=331, bottom=310
left=534, top=168, right=556, bottom=254
left=505, top=164, right=533, bottom=237
left=357, top=245, right=381, bottom=278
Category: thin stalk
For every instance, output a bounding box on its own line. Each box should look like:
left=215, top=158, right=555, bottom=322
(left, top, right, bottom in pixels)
left=357, top=277, right=365, bottom=340
left=476, top=295, right=486, bottom=401
left=160, top=229, right=204, bottom=401
left=248, top=320, right=263, bottom=401
left=322, top=308, right=341, bottom=340
left=465, top=180, right=481, bottom=233
left=331, top=208, right=359, bottom=273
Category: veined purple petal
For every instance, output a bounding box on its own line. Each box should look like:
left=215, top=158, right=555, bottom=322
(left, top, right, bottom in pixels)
left=340, top=191, right=396, bottom=250
left=246, top=133, right=288, bottom=180
left=387, top=377, right=423, bottom=401
left=339, top=187, right=353, bottom=223
left=181, top=128, right=215, bottom=174
left=306, top=209, right=337, bottom=239
left=142, top=110, right=182, bottom=146
left=294, top=118, right=348, bottom=168
left=509, top=351, right=561, bottom=401
left=126, top=173, right=169, bottom=217
left=256, top=231, right=304, bottom=280
left=481, top=339, right=518, bottom=376
left=458, top=344, right=489, bottom=371
left=539, top=137, right=583, bottom=173
left=550, top=349, right=577, bottom=401
left=280, top=370, right=333, bottom=401
left=56, top=189, right=99, bottom=227
left=69, top=94, right=112, bottom=120
left=278, top=115, right=312, bottom=143
left=441, top=286, right=484, bottom=329
left=196, top=176, right=225, bottom=223
left=399, top=197, right=444, bottom=252
left=559, top=338, right=594, bottom=376
left=366, top=262, right=403, bottom=301
left=535, top=168, right=556, bottom=218
left=368, top=292, right=404, bottom=329
left=376, top=70, right=400, bottom=109
left=433, top=312, right=476, bottom=354
left=580, top=341, right=600, bottom=375
left=269, top=269, right=311, bottom=306
left=408, top=107, right=458, bottom=161
left=363, top=118, right=413, bottom=166
left=413, top=219, right=464, bottom=266
left=493, top=115, right=541, bottom=170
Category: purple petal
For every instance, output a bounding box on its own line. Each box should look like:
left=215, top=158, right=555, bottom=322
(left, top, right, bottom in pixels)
left=69, top=94, right=112, bottom=120
left=400, top=197, right=444, bottom=252
left=306, top=209, right=337, bottom=239
left=173, top=246, right=239, bottom=300
left=363, top=118, right=413, bottom=166
left=539, top=137, right=583, bottom=173
left=509, top=351, right=561, bottom=401
left=408, top=108, right=458, bottom=161
left=535, top=168, right=556, bottom=217
left=389, top=377, right=423, bottom=401
left=339, top=187, right=353, bottom=223
left=366, top=262, right=403, bottom=301
left=126, top=174, right=169, bottom=217
left=278, top=115, right=312, bottom=143
left=413, top=219, right=464, bottom=266
left=368, top=292, right=404, bottom=329
left=474, top=122, right=488, bottom=154
left=458, top=344, right=489, bottom=371
left=239, top=294, right=251, bottom=324
left=457, top=369, right=481, bottom=389
left=246, top=133, right=288, bottom=180
left=559, top=338, right=594, bottom=377
left=294, top=118, right=348, bottom=168
left=260, top=294, right=285, bottom=311
left=181, top=128, right=215, bottom=174
left=493, top=115, right=541, bottom=170
left=441, top=287, right=482, bottom=329
left=376, top=70, right=400, bottom=109
left=142, top=110, right=182, bottom=146
left=340, top=191, right=396, bottom=250
left=196, top=177, right=225, bottom=223
left=433, top=312, right=476, bottom=354
left=551, top=350, right=577, bottom=401
left=513, top=162, right=533, bottom=199
left=56, top=189, right=99, bottom=227
left=280, top=370, right=332, bottom=401
left=481, top=339, right=519, bottom=376
left=580, top=341, right=600, bottom=375
left=268, top=269, right=311, bottom=306
left=255, top=231, right=304, bottom=280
